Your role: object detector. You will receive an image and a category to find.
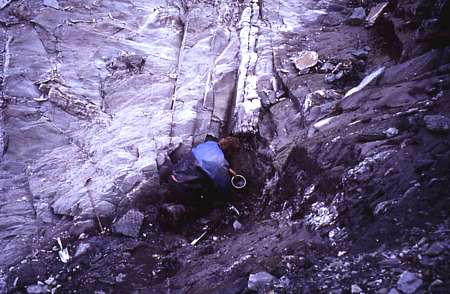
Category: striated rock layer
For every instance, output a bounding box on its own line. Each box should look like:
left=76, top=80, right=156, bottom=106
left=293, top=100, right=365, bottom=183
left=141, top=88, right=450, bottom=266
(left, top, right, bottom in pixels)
left=0, top=0, right=449, bottom=293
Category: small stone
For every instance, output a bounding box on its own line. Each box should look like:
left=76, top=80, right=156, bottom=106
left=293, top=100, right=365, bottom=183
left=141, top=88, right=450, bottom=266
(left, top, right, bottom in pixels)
left=319, top=62, right=336, bottom=73
left=302, top=10, right=328, bottom=25
left=424, top=115, right=450, bottom=133
left=112, top=209, right=144, bottom=238
left=384, top=127, right=399, bottom=138
left=233, top=220, right=242, bottom=230
left=26, top=284, right=49, bottom=294
left=292, top=51, right=319, bottom=71
left=425, top=242, right=445, bottom=256
left=397, top=271, right=423, bottom=294
left=348, top=7, right=366, bottom=25
left=74, top=242, right=91, bottom=258
left=248, top=271, right=275, bottom=290
left=351, top=284, right=363, bottom=293
left=387, top=289, right=399, bottom=294
left=429, top=279, right=444, bottom=292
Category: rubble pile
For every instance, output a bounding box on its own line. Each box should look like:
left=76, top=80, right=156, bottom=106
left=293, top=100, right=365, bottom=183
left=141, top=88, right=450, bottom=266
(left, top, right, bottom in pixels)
left=0, top=0, right=449, bottom=293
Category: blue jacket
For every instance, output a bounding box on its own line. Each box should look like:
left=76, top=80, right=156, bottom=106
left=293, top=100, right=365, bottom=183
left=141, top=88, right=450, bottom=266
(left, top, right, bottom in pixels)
left=191, top=141, right=231, bottom=197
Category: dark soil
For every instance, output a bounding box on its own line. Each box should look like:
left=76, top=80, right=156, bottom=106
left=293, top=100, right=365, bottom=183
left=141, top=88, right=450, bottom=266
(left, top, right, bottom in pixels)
left=3, top=0, right=450, bottom=293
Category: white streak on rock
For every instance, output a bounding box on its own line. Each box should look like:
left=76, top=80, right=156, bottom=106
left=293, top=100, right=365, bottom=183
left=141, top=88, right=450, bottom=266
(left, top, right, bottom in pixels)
left=233, top=1, right=261, bottom=134
left=344, top=67, right=385, bottom=98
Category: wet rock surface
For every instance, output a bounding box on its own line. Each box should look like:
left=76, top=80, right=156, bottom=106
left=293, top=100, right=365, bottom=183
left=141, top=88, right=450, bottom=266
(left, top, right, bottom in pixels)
left=1, top=0, right=450, bottom=293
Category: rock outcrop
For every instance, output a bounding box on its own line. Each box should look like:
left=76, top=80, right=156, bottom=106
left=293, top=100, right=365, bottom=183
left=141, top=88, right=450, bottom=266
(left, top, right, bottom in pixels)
left=1, top=0, right=449, bottom=293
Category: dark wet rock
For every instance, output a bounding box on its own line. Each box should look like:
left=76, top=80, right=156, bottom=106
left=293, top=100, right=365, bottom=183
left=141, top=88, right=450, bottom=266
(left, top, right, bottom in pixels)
left=423, top=115, right=450, bottom=133
left=351, top=48, right=369, bottom=60
left=348, top=7, right=366, bottom=26
left=248, top=271, right=275, bottom=290
left=112, top=209, right=144, bottom=238
left=396, top=271, right=423, bottom=294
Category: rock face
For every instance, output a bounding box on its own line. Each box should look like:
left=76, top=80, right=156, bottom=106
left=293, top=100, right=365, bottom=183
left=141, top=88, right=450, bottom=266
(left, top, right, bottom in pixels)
left=1, top=0, right=450, bottom=293
left=0, top=0, right=242, bottom=267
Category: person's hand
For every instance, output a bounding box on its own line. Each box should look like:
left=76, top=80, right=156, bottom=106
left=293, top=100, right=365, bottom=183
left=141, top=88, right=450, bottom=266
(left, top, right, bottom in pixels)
left=171, top=174, right=179, bottom=182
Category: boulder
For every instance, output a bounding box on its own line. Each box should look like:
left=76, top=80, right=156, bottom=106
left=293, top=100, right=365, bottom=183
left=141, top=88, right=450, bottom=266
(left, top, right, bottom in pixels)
left=112, top=210, right=144, bottom=238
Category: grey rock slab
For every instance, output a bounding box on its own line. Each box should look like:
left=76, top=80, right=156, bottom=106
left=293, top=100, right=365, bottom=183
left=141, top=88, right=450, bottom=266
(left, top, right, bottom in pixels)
left=248, top=271, right=275, bottom=290
left=396, top=271, right=423, bottom=294
left=112, top=209, right=144, bottom=238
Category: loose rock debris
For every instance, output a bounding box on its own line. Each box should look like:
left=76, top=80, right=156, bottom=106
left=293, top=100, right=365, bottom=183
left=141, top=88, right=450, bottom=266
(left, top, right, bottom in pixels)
left=1, top=0, right=449, bottom=293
